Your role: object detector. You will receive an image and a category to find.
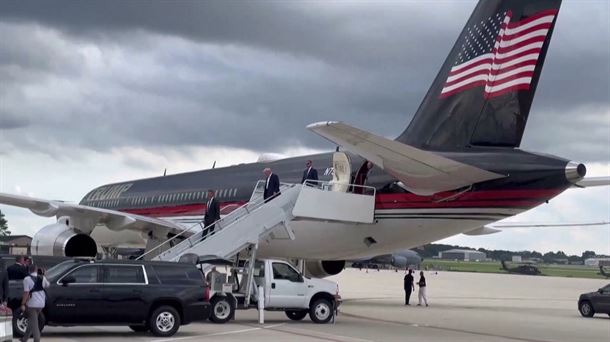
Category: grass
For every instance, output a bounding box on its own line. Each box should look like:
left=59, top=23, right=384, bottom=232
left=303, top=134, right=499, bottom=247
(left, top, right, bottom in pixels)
left=421, top=259, right=609, bottom=279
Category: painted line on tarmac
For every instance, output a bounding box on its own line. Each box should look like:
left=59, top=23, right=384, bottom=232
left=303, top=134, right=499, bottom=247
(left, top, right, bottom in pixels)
left=262, top=324, right=374, bottom=342
left=341, top=312, right=557, bottom=342
left=151, top=323, right=285, bottom=342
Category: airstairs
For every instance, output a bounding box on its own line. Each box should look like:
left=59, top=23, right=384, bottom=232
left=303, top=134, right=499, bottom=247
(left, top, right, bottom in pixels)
left=138, top=179, right=376, bottom=263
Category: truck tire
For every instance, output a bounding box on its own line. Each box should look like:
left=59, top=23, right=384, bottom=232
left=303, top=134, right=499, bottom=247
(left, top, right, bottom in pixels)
left=285, top=310, right=308, bottom=321
left=210, top=296, right=233, bottom=324
left=12, top=308, right=45, bottom=338
left=309, top=298, right=333, bottom=324
left=149, top=305, right=181, bottom=337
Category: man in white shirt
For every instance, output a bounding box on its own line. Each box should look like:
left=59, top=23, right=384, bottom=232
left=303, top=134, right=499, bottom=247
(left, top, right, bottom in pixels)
left=20, top=264, right=49, bottom=342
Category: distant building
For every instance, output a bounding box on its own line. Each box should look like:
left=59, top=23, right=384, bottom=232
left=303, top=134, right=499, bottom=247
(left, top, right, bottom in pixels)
left=512, top=255, right=522, bottom=262
left=584, top=258, right=610, bottom=267
left=439, top=249, right=486, bottom=261
left=0, top=235, right=32, bottom=255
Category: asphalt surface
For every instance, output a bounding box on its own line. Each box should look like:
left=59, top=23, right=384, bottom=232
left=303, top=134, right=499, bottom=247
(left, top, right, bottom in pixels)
left=37, top=269, right=610, bottom=341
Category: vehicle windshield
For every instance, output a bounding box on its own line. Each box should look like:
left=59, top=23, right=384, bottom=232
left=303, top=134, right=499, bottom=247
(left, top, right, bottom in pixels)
left=45, top=260, right=85, bottom=282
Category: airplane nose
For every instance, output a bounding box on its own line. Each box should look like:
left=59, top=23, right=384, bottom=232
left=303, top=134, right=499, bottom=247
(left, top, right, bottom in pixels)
left=565, top=161, right=587, bottom=183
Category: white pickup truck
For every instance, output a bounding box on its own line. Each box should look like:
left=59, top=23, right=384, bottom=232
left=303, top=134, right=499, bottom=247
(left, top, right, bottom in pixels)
left=205, top=258, right=340, bottom=324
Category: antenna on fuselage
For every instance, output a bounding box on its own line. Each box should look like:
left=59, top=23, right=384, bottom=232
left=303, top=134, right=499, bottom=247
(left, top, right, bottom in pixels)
left=212, top=161, right=216, bottom=169
left=163, top=168, right=167, bottom=176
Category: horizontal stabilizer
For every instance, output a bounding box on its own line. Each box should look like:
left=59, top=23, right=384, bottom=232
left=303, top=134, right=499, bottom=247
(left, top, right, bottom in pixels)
left=576, top=177, right=610, bottom=187
left=0, top=192, right=185, bottom=235
left=307, top=121, right=504, bottom=195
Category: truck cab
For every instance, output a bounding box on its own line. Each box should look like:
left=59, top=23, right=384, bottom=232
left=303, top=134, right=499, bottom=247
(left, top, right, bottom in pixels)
left=205, top=258, right=340, bottom=324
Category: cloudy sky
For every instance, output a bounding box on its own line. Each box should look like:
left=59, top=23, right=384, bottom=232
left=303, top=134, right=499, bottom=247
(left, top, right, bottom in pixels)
left=0, top=0, right=608, bottom=256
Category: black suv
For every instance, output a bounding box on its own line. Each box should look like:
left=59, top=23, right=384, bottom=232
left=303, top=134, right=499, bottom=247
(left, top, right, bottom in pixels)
left=8, top=259, right=211, bottom=337
left=578, top=283, right=610, bottom=318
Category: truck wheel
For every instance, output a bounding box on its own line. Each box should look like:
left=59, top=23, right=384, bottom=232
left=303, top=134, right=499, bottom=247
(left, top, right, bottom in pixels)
left=129, top=325, right=150, bottom=332
left=210, top=296, right=233, bottom=324
left=579, top=301, right=595, bottom=317
left=285, top=310, right=308, bottom=321
left=149, top=305, right=181, bottom=337
left=12, top=308, right=45, bottom=338
left=309, top=298, right=333, bottom=324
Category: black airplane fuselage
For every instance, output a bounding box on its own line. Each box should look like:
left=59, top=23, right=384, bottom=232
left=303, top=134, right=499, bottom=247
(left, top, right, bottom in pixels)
left=80, top=148, right=579, bottom=221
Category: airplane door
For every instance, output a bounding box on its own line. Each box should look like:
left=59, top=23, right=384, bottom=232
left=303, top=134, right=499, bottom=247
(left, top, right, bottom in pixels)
left=332, top=152, right=351, bottom=192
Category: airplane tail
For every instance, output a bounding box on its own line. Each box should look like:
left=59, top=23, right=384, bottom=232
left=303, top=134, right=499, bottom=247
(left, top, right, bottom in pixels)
left=396, top=0, right=562, bottom=149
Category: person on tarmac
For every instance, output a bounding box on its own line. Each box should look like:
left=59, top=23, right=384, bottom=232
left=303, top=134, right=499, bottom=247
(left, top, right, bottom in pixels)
left=404, top=269, right=415, bottom=305
left=417, top=271, right=429, bottom=307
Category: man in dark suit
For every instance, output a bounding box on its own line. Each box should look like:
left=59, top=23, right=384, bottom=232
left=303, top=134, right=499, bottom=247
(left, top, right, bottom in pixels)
left=7, top=256, right=29, bottom=280
left=403, top=269, right=415, bottom=305
left=263, top=168, right=280, bottom=202
left=204, top=189, right=221, bottom=236
left=301, top=160, right=319, bottom=184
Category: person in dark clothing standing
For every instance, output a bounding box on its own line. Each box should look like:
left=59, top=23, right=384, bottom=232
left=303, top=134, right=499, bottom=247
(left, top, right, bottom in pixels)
left=7, top=255, right=29, bottom=280
left=404, top=269, right=414, bottom=305
left=0, top=264, right=8, bottom=306
left=417, top=271, right=428, bottom=306
left=263, top=168, right=280, bottom=202
left=301, top=160, right=319, bottom=184
left=204, top=189, right=221, bottom=236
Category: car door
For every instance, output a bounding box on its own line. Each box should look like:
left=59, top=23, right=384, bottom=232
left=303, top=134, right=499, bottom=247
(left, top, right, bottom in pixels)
left=102, top=264, right=149, bottom=323
left=598, top=284, right=610, bottom=313
left=267, top=262, right=307, bottom=308
left=49, top=264, right=103, bottom=324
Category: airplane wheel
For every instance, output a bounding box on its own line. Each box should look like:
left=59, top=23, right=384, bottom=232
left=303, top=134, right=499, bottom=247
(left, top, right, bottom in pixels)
left=285, top=310, right=308, bottom=320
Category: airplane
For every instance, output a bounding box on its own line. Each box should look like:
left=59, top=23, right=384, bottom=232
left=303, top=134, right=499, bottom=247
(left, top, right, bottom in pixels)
left=1, top=0, right=609, bottom=278
left=350, top=249, right=422, bottom=271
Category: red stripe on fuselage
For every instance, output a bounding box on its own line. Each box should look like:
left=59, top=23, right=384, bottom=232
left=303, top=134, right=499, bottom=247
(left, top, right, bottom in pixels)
left=118, top=189, right=565, bottom=218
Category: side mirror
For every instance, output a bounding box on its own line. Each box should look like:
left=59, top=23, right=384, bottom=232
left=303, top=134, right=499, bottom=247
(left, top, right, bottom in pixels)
left=598, top=288, right=604, bottom=294
left=60, top=276, right=76, bottom=286
left=297, top=274, right=304, bottom=283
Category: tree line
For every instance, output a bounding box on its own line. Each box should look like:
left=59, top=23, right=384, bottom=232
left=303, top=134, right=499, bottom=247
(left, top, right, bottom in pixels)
left=417, top=243, right=608, bottom=263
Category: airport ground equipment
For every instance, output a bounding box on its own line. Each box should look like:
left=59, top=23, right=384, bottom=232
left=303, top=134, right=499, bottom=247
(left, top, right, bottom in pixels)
left=140, top=179, right=376, bottom=263
left=137, top=179, right=368, bottom=323
left=201, top=257, right=340, bottom=324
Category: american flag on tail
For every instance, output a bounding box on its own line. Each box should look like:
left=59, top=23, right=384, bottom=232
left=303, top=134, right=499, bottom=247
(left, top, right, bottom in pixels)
left=439, top=9, right=558, bottom=99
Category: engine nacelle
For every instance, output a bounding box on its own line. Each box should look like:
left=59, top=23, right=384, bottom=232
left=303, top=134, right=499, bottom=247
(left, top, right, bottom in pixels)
left=305, top=260, right=346, bottom=278
left=391, top=255, right=408, bottom=269
left=31, top=221, right=97, bottom=257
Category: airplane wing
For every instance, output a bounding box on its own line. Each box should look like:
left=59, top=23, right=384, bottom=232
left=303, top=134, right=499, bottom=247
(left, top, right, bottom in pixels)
left=0, top=192, right=187, bottom=235
left=464, top=221, right=610, bottom=236
left=575, top=177, right=610, bottom=187
left=487, top=221, right=610, bottom=228
left=307, top=121, right=505, bottom=195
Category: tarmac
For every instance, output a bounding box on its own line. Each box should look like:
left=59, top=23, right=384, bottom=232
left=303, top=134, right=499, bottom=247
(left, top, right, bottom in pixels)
left=38, top=269, right=610, bottom=341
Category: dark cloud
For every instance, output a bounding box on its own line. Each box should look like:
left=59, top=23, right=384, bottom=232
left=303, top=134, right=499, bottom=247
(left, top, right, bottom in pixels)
left=0, top=0, right=608, bottom=162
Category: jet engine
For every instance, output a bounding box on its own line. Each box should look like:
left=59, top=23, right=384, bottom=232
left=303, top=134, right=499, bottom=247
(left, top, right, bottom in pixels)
left=391, top=255, right=408, bottom=269
left=305, top=260, right=346, bottom=278
left=31, top=219, right=97, bottom=257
